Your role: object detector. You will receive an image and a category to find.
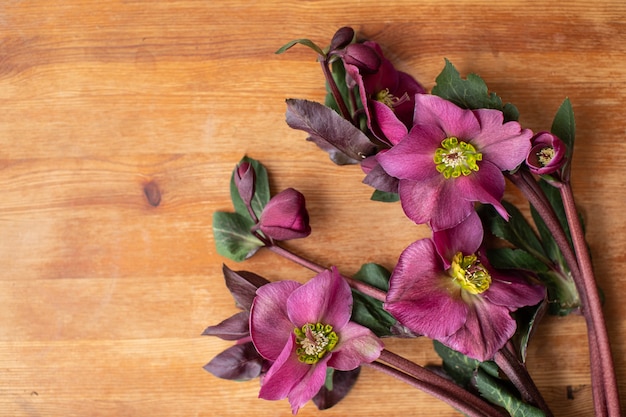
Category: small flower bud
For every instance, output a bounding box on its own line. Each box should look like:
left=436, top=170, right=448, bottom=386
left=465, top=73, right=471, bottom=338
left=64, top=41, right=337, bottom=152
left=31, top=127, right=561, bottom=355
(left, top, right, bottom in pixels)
left=341, top=43, right=382, bottom=74
left=258, top=188, right=311, bottom=241
left=526, top=131, right=567, bottom=175
left=328, top=26, right=355, bottom=52
left=234, top=161, right=256, bottom=205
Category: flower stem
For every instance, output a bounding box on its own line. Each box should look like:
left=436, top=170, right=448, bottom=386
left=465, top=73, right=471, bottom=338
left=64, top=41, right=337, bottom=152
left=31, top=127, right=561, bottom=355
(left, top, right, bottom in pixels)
left=494, top=343, right=553, bottom=416
left=369, top=349, right=508, bottom=417
left=264, top=243, right=387, bottom=302
left=559, top=182, right=621, bottom=416
left=319, top=58, right=353, bottom=123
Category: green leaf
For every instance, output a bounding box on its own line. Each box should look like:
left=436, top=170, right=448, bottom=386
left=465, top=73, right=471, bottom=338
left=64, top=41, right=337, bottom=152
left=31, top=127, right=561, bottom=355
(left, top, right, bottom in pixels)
left=230, top=156, right=271, bottom=220
left=212, top=211, right=263, bottom=262
left=486, top=248, right=550, bottom=273
left=474, top=369, right=545, bottom=417
left=479, top=202, right=549, bottom=264
left=350, top=263, right=396, bottom=337
left=370, top=189, right=400, bottom=202
left=275, top=38, right=325, bottom=56
left=431, top=59, right=519, bottom=122
left=511, top=302, right=547, bottom=362
left=550, top=98, right=575, bottom=174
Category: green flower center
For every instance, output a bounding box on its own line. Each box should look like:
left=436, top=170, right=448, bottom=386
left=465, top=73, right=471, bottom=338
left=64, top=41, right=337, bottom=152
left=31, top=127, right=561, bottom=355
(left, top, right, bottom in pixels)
left=294, top=323, right=338, bottom=364
left=450, top=252, right=491, bottom=294
left=536, top=147, right=555, bottom=167
left=375, top=88, right=409, bottom=110
left=434, top=137, right=482, bottom=179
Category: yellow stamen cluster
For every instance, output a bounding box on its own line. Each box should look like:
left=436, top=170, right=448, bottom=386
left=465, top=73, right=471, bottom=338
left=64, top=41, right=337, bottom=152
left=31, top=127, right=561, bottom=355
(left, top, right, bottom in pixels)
left=450, top=252, right=492, bottom=294
left=536, top=147, right=556, bottom=167
left=434, top=137, right=482, bottom=179
left=294, top=323, right=338, bottom=364
left=375, top=88, right=409, bottom=110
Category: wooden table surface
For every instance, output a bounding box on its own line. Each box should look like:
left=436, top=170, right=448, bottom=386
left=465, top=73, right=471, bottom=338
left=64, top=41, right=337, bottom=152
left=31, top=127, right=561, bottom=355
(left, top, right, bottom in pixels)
left=1, top=1, right=625, bottom=416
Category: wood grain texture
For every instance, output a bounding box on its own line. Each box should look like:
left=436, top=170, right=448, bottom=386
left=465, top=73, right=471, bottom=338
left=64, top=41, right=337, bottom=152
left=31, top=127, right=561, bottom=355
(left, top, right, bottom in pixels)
left=1, top=1, right=625, bottom=416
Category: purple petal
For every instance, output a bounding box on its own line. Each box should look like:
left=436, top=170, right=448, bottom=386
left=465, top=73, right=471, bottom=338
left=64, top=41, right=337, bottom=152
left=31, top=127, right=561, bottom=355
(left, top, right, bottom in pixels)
left=484, top=270, right=546, bottom=309
left=203, top=342, right=264, bottom=381
left=472, top=109, right=533, bottom=170
left=371, top=101, right=408, bottom=145
left=250, top=280, right=301, bottom=360
left=433, top=211, right=484, bottom=267
left=287, top=267, right=352, bottom=330
left=287, top=357, right=331, bottom=414
left=202, top=311, right=249, bottom=341
left=384, top=239, right=469, bottom=338
left=413, top=94, right=481, bottom=140
left=327, top=322, right=383, bottom=371
left=440, top=297, right=517, bottom=361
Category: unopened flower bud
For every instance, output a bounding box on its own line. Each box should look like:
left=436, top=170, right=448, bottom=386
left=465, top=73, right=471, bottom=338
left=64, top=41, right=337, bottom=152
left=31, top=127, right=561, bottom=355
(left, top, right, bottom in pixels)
left=526, top=132, right=567, bottom=175
left=234, top=161, right=256, bottom=206
left=258, top=188, right=311, bottom=241
left=341, top=43, right=382, bottom=74
left=329, top=26, right=355, bottom=52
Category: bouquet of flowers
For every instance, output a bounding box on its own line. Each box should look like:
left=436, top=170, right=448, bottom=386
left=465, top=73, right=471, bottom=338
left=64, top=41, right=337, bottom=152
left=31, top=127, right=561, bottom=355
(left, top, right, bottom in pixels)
left=203, top=27, right=621, bottom=416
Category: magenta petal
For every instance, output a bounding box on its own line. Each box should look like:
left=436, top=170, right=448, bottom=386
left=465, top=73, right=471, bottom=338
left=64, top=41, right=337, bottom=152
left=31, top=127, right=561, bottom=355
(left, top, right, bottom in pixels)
left=413, top=94, right=481, bottom=139
left=377, top=124, right=443, bottom=180
left=398, top=177, right=474, bottom=230
left=441, top=298, right=517, bottom=361
left=472, top=109, right=533, bottom=170
left=484, top=272, right=546, bottom=309
left=287, top=268, right=352, bottom=330
left=385, top=239, right=468, bottom=338
left=456, top=161, right=508, bottom=220
left=250, top=280, right=301, bottom=360
left=328, top=322, right=384, bottom=371
left=433, top=211, right=484, bottom=265
left=287, top=356, right=331, bottom=414
left=258, top=334, right=309, bottom=400
left=371, top=101, right=408, bottom=145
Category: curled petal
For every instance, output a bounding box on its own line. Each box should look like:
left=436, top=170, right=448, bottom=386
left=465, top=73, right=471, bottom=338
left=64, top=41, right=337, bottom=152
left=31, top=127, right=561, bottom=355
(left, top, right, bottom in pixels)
left=251, top=280, right=301, bottom=360
left=433, top=211, right=484, bottom=266
left=328, top=322, right=384, bottom=371
left=484, top=271, right=546, bottom=309
left=259, top=188, right=312, bottom=241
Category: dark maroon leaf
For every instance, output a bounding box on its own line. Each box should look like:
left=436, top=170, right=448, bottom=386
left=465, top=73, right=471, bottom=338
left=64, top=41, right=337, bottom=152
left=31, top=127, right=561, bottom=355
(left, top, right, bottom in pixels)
left=285, top=99, right=377, bottom=165
left=312, top=367, right=361, bottom=410
left=203, top=343, right=264, bottom=381
left=202, top=311, right=249, bottom=340
left=223, top=264, right=270, bottom=311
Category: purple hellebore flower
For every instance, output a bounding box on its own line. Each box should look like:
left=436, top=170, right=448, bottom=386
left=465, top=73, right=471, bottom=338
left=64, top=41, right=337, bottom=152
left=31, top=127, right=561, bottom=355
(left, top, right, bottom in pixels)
left=384, top=212, right=545, bottom=362
left=234, top=161, right=256, bottom=207
left=525, top=131, right=567, bottom=175
left=250, top=267, right=384, bottom=414
left=343, top=41, right=425, bottom=145
left=377, top=94, right=533, bottom=231
left=256, top=188, right=311, bottom=241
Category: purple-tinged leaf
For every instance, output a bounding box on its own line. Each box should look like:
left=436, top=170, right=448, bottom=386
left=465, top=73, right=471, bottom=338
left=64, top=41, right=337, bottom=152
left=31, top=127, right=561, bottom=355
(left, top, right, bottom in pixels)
left=202, top=311, right=249, bottom=340
left=223, top=264, right=270, bottom=311
left=286, top=99, right=377, bottom=165
left=312, top=368, right=361, bottom=410
left=203, top=343, right=264, bottom=381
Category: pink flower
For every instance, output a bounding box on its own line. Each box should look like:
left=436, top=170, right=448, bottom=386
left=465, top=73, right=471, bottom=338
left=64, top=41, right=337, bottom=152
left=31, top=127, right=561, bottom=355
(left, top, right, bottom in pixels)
left=377, top=94, right=533, bottom=231
left=250, top=267, right=384, bottom=414
left=384, top=213, right=545, bottom=361
left=525, top=131, right=567, bottom=175
left=343, top=41, right=425, bottom=145
left=257, top=188, right=311, bottom=241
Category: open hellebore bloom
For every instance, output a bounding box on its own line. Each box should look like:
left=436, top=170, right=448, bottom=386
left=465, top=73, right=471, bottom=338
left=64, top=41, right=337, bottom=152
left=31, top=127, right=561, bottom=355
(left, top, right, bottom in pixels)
left=525, top=131, right=567, bottom=175
left=250, top=267, right=384, bottom=414
left=384, top=213, right=545, bottom=361
left=256, top=188, right=311, bottom=241
left=342, top=41, right=425, bottom=145
left=377, top=94, right=533, bottom=231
